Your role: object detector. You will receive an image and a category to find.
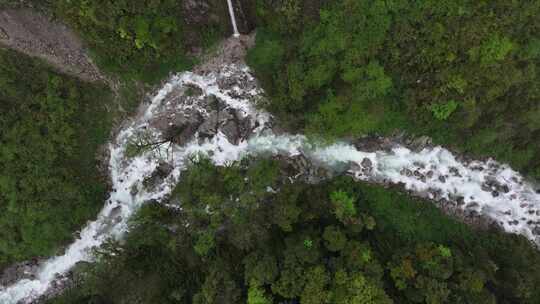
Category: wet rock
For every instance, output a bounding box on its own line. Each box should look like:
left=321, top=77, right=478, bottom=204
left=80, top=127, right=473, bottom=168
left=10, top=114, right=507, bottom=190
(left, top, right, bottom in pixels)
left=110, top=205, right=122, bottom=218
left=466, top=202, right=479, bottom=209
left=438, top=175, right=446, bottom=183
left=157, top=161, right=173, bottom=178
left=221, top=119, right=240, bottom=142
left=289, top=154, right=310, bottom=174
left=449, top=167, right=461, bottom=177
left=428, top=188, right=443, bottom=200
left=130, top=184, right=139, bottom=196
left=347, top=161, right=362, bottom=173
left=202, top=94, right=220, bottom=109
left=411, top=136, right=432, bottom=150
left=482, top=178, right=511, bottom=195
left=400, top=168, right=413, bottom=177
left=491, top=191, right=499, bottom=197
left=184, top=84, right=203, bottom=97
left=508, top=220, right=520, bottom=226
left=220, top=109, right=251, bottom=144
left=470, top=165, right=484, bottom=171
left=413, top=170, right=426, bottom=182
left=161, top=112, right=203, bottom=145
left=0, top=26, right=8, bottom=40
left=361, top=158, right=373, bottom=173
left=143, top=162, right=173, bottom=191
left=353, top=135, right=392, bottom=152
left=0, top=259, right=40, bottom=286
left=197, top=111, right=219, bottom=139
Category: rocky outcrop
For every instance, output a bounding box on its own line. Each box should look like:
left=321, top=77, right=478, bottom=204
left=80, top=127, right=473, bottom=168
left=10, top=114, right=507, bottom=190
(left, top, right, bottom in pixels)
left=0, top=9, right=103, bottom=82
left=0, top=260, right=41, bottom=287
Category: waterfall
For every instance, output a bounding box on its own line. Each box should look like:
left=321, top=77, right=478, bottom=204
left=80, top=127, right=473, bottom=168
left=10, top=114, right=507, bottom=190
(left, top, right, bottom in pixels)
left=226, top=0, right=241, bottom=37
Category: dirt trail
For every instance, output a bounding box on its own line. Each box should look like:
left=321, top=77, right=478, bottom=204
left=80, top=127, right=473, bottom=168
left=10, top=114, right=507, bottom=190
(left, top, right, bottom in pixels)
left=0, top=8, right=104, bottom=82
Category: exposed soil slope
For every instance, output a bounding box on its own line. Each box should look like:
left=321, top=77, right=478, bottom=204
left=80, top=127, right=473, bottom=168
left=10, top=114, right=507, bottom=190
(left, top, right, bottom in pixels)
left=0, top=8, right=103, bottom=82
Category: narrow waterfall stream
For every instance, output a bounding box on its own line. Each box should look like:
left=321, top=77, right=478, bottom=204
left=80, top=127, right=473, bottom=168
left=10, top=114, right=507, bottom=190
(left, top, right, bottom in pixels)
left=1, top=38, right=540, bottom=303
left=226, top=0, right=240, bottom=37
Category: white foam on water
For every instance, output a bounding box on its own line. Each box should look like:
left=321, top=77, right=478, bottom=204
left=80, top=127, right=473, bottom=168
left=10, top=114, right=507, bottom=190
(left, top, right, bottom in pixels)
left=245, top=134, right=540, bottom=242
left=1, top=63, right=540, bottom=303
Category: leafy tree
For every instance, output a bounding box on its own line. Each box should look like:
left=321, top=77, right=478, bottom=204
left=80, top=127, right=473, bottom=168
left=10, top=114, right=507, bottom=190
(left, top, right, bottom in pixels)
left=322, top=226, right=347, bottom=252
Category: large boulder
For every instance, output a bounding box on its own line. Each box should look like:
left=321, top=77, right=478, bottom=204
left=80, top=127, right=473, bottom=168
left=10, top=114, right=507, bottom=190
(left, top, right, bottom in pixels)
left=167, top=112, right=204, bottom=145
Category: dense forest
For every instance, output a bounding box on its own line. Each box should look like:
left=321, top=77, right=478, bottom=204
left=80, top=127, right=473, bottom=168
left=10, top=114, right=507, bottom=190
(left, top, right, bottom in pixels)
left=0, top=48, right=112, bottom=266
left=0, top=0, right=540, bottom=303
left=248, top=0, right=540, bottom=179
left=50, top=158, right=540, bottom=303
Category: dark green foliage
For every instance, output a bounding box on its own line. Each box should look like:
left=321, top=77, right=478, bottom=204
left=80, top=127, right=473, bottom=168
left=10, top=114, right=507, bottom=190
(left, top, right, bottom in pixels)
left=53, top=0, right=225, bottom=83
left=0, top=49, right=112, bottom=266
left=50, top=159, right=540, bottom=304
left=248, top=0, right=540, bottom=178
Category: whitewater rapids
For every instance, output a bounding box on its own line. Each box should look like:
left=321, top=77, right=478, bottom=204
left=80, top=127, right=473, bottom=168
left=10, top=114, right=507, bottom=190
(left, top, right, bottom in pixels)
left=1, top=62, right=540, bottom=303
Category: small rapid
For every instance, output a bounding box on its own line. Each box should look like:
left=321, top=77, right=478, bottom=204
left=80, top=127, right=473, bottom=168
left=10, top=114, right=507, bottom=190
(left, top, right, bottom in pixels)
left=1, top=49, right=540, bottom=303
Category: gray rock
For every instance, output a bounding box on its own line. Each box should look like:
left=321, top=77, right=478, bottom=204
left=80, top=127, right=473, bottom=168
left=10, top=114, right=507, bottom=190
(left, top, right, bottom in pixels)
left=413, top=170, right=426, bottom=182
left=411, top=136, right=432, bottom=150
left=156, top=161, right=173, bottom=178
left=0, top=26, right=8, bottom=40
left=143, top=162, right=173, bottom=191
left=400, top=168, right=413, bottom=177
left=197, top=111, right=219, bottom=139
left=466, top=202, right=479, bottom=209
left=0, top=259, right=40, bottom=286
left=361, top=158, right=373, bottom=173
left=184, top=84, right=203, bottom=97
left=449, top=167, right=461, bottom=177
left=166, top=112, right=203, bottom=145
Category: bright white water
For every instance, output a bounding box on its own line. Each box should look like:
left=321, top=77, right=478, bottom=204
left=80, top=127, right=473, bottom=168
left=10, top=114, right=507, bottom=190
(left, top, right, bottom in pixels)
left=226, top=0, right=241, bottom=37
left=1, top=63, right=540, bottom=303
